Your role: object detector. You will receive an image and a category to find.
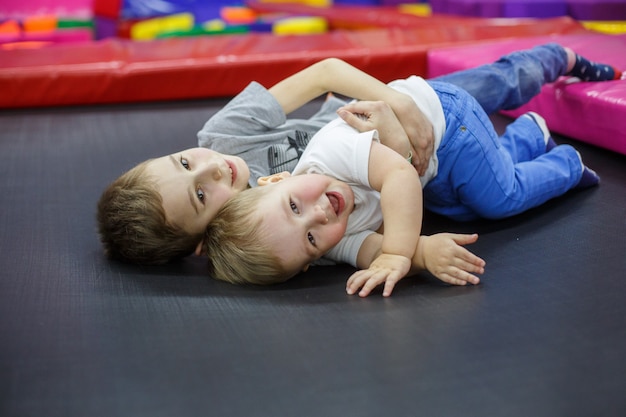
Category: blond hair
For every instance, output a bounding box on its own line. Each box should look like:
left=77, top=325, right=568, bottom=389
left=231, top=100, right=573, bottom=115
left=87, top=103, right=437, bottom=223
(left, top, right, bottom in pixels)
left=96, top=160, right=201, bottom=265
left=204, top=186, right=291, bottom=285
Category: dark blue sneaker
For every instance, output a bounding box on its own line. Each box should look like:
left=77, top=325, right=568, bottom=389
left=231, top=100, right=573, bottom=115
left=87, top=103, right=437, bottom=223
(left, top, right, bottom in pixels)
left=575, top=152, right=600, bottom=189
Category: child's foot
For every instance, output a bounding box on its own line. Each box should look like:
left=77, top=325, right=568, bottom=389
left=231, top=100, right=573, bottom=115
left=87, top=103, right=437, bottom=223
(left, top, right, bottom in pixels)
left=574, top=151, right=600, bottom=189
left=569, top=54, right=622, bottom=82
left=523, top=112, right=557, bottom=151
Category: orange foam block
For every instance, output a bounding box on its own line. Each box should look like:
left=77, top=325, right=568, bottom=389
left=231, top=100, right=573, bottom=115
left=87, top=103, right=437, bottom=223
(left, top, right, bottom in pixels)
left=220, top=7, right=257, bottom=24
left=0, top=20, right=21, bottom=43
left=23, top=15, right=58, bottom=32
left=0, top=20, right=20, bottom=34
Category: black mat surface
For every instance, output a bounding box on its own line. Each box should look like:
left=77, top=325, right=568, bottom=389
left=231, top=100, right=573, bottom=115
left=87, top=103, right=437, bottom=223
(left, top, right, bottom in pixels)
left=1, top=99, right=625, bottom=417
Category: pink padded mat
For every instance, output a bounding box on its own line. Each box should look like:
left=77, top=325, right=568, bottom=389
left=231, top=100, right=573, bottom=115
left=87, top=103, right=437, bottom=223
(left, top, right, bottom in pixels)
left=428, top=34, right=626, bottom=155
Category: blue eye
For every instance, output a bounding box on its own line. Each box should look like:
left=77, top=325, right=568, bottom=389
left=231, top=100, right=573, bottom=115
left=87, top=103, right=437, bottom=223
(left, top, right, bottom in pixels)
left=180, top=157, right=190, bottom=170
left=290, top=200, right=299, bottom=214
left=196, top=188, right=205, bottom=203
left=307, top=232, right=316, bottom=247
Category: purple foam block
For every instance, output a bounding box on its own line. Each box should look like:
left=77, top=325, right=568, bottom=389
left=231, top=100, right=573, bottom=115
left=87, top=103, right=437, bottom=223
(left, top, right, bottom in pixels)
left=439, top=0, right=503, bottom=18
left=568, top=0, right=626, bottom=20
left=504, top=0, right=568, bottom=18
left=94, top=16, right=117, bottom=40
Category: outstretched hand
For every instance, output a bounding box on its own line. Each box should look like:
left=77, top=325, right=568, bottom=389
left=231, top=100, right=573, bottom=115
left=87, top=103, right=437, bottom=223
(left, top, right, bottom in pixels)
left=419, top=233, right=485, bottom=286
left=346, top=253, right=412, bottom=298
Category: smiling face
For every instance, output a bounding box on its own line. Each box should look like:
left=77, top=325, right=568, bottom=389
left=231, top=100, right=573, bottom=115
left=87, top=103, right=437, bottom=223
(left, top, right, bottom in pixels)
left=255, top=173, right=355, bottom=276
left=145, top=147, right=250, bottom=236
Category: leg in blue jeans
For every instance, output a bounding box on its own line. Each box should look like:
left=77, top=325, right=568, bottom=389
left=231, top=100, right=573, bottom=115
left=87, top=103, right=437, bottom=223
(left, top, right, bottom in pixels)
left=433, top=43, right=568, bottom=115
left=499, top=115, right=547, bottom=163
left=424, top=81, right=582, bottom=221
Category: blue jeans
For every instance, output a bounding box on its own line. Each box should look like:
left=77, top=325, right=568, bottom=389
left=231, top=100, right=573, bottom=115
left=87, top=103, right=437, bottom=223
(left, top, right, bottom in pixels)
left=423, top=46, right=582, bottom=221
left=434, top=43, right=569, bottom=115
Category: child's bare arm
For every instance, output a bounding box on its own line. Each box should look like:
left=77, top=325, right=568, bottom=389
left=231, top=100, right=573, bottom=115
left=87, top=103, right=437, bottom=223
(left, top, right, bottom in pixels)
left=349, top=232, right=485, bottom=297
left=346, top=140, right=421, bottom=296
left=267, top=58, right=433, bottom=174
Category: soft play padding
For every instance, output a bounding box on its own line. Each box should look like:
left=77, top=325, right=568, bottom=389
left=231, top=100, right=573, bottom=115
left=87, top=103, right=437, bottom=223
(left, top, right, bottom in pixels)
left=429, top=0, right=568, bottom=18
left=428, top=34, right=626, bottom=155
left=248, top=1, right=575, bottom=29
left=568, top=0, right=626, bottom=20
left=0, top=15, right=586, bottom=109
left=429, top=0, right=626, bottom=19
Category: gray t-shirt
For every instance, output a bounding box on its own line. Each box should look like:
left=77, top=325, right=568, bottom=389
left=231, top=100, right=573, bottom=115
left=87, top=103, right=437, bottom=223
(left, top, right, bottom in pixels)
left=197, top=81, right=347, bottom=187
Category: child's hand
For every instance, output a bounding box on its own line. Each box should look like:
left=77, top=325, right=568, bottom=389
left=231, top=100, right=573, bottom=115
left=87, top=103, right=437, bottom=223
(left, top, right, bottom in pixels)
left=338, top=100, right=412, bottom=161
left=338, top=98, right=434, bottom=176
left=346, top=253, right=411, bottom=298
left=419, top=233, right=485, bottom=286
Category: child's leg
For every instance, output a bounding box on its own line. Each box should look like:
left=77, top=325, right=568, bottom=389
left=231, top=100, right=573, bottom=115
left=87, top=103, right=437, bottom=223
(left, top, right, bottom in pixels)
left=434, top=43, right=621, bottom=114
left=434, top=43, right=569, bottom=114
left=424, top=90, right=589, bottom=221
left=501, top=112, right=599, bottom=190
left=453, top=139, right=585, bottom=220
left=499, top=112, right=554, bottom=162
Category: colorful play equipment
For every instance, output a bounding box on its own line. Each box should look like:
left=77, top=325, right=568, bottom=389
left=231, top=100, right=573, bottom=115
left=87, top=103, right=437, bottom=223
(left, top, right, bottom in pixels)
left=0, top=16, right=93, bottom=48
left=2, top=1, right=624, bottom=157
left=0, top=12, right=588, bottom=108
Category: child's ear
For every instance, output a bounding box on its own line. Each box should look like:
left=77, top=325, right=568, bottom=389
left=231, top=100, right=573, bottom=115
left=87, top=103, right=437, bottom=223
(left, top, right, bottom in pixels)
left=257, top=171, right=291, bottom=186
left=194, top=240, right=204, bottom=256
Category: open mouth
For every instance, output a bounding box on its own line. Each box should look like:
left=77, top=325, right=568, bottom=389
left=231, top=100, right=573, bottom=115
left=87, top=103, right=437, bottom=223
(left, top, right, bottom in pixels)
left=226, top=160, right=237, bottom=186
left=326, top=191, right=344, bottom=216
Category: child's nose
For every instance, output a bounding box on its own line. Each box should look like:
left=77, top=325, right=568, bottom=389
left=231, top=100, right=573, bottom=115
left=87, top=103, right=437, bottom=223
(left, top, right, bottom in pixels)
left=312, top=205, right=329, bottom=225
left=197, top=161, right=222, bottom=181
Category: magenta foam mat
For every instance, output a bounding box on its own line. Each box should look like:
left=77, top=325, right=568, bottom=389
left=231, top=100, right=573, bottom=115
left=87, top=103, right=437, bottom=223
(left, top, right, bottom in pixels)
left=428, top=33, right=626, bottom=155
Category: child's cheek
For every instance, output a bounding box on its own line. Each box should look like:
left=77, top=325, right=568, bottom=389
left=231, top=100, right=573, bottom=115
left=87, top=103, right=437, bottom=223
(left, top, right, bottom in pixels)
left=332, top=223, right=348, bottom=246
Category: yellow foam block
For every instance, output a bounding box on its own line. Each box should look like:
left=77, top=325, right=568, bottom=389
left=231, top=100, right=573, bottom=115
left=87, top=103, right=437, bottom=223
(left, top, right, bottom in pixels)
left=202, top=19, right=226, bottom=31
left=399, top=4, right=432, bottom=17
left=272, top=16, right=328, bottom=36
left=582, top=21, right=626, bottom=35
left=131, top=13, right=194, bottom=41
left=258, top=0, right=331, bottom=7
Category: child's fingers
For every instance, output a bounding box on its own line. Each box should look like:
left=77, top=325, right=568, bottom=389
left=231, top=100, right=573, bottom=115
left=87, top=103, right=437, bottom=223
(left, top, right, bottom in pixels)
left=449, top=234, right=486, bottom=268
left=346, top=270, right=370, bottom=295
left=439, top=268, right=481, bottom=286
left=337, top=109, right=367, bottom=131
left=454, top=256, right=485, bottom=274
left=450, top=232, right=479, bottom=245
left=347, top=270, right=400, bottom=297
left=381, top=274, right=402, bottom=297
left=356, top=271, right=387, bottom=297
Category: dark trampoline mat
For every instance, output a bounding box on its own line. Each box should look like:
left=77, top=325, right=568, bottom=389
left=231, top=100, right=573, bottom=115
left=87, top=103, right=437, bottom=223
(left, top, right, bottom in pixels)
left=1, top=98, right=625, bottom=417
